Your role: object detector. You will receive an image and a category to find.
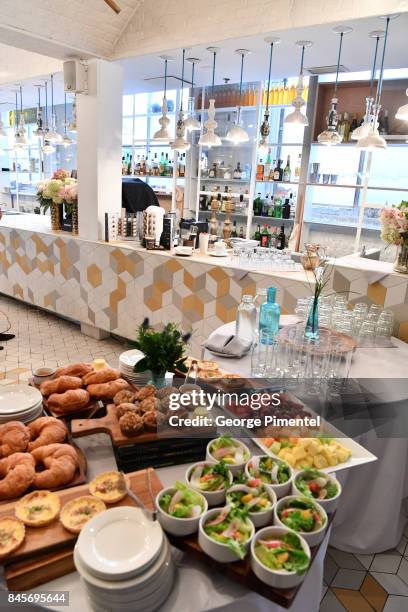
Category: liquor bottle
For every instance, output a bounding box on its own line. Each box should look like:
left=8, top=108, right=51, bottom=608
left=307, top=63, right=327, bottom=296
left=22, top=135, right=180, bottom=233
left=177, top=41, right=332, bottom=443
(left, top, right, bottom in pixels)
left=140, top=155, right=146, bottom=175
left=208, top=163, right=217, bottom=178
left=350, top=115, right=358, bottom=134
left=270, top=226, right=278, bottom=248
left=253, top=193, right=262, bottom=216
left=283, top=155, right=291, bottom=182
left=239, top=226, right=244, bottom=238
left=342, top=112, right=351, bottom=142
left=267, top=195, right=274, bottom=217
left=264, top=148, right=272, bottom=180
left=262, top=195, right=269, bottom=217
left=273, top=159, right=283, bottom=181
left=199, top=192, right=208, bottom=211
left=231, top=220, right=238, bottom=238
left=127, top=154, right=132, bottom=175
left=282, top=198, right=291, bottom=219
left=294, top=153, right=301, bottom=180
left=259, top=287, right=280, bottom=343
left=121, top=156, right=126, bottom=175
left=260, top=225, right=271, bottom=248
left=256, top=159, right=264, bottom=181
left=233, top=162, right=242, bottom=179
left=274, top=196, right=282, bottom=219
left=277, top=225, right=285, bottom=250
left=159, top=152, right=165, bottom=175
left=164, top=153, right=170, bottom=176
left=254, top=224, right=261, bottom=242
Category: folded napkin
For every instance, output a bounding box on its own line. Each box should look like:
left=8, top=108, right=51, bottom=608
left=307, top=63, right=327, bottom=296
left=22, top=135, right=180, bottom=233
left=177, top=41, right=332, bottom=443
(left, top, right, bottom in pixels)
left=204, top=331, right=252, bottom=358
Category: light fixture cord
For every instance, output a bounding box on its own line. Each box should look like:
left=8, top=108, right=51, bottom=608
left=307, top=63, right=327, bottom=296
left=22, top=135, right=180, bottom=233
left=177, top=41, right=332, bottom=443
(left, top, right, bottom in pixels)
left=19, top=85, right=23, bottom=119
left=44, top=82, right=48, bottom=127
left=180, top=49, right=185, bottom=111
left=211, top=51, right=216, bottom=96
left=375, top=17, right=390, bottom=107
left=191, top=62, right=195, bottom=89
left=239, top=53, right=244, bottom=97
left=64, top=93, right=67, bottom=134
left=15, top=91, right=18, bottom=129
left=265, top=42, right=274, bottom=111
left=38, top=87, right=41, bottom=112
left=299, top=45, right=306, bottom=74
left=163, top=59, right=168, bottom=99
left=334, top=33, right=344, bottom=92
left=370, top=35, right=380, bottom=98
left=51, top=74, right=54, bottom=118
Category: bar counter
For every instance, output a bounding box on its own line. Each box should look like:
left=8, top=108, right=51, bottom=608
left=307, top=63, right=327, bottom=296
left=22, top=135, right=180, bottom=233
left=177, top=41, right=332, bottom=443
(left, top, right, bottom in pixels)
left=0, top=213, right=407, bottom=352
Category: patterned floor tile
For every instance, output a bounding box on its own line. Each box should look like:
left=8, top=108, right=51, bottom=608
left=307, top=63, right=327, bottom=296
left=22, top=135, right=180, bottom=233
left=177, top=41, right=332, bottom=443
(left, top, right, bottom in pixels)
left=360, top=574, right=388, bottom=611
left=320, top=589, right=347, bottom=612
left=397, top=558, right=408, bottom=586
left=356, top=554, right=375, bottom=570
left=370, top=573, right=408, bottom=596
left=331, top=570, right=367, bottom=590
left=328, top=548, right=367, bottom=571
left=324, top=554, right=339, bottom=584
left=383, top=596, right=408, bottom=612
left=332, top=588, right=375, bottom=612
left=371, top=555, right=403, bottom=574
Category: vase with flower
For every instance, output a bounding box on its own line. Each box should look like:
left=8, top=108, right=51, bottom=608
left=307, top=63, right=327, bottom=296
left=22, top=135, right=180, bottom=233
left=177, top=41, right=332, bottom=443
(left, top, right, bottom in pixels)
left=380, top=201, right=408, bottom=274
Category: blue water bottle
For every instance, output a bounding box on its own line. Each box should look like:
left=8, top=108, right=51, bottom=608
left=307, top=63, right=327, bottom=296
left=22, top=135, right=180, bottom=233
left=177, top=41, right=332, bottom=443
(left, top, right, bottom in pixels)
left=259, top=287, right=280, bottom=344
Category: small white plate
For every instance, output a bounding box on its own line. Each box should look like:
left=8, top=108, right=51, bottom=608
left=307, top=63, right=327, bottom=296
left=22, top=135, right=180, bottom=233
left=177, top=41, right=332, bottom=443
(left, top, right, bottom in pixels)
left=119, top=349, right=145, bottom=368
left=209, top=252, right=228, bottom=257
left=77, top=506, right=164, bottom=581
left=0, top=385, right=43, bottom=415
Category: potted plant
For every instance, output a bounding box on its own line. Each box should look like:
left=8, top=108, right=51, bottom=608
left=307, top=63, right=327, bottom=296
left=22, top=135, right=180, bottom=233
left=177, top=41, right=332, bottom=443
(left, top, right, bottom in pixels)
left=132, top=318, right=191, bottom=387
left=380, top=201, right=408, bottom=273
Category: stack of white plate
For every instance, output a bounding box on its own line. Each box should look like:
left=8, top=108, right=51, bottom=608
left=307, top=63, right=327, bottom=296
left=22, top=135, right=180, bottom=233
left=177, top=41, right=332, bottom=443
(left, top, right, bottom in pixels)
left=0, top=384, right=43, bottom=424
left=74, top=506, right=175, bottom=612
left=119, top=349, right=150, bottom=386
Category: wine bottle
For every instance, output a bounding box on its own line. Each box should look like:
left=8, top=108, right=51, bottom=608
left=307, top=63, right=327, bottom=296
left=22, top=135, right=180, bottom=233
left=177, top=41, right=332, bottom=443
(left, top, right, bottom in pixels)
left=264, top=148, right=272, bottom=180
left=254, top=224, right=261, bottom=242
left=283, top=155, right=291, bottom=182
left=277, top=225, right=285, bottom=250
left=261, top=225, right=271, bottom=248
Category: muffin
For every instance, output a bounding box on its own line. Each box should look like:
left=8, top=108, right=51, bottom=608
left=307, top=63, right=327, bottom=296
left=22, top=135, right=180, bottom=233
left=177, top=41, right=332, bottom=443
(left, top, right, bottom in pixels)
left=135, top=385, right=156, bottom=401
left=142, top=410, right=166, bottom=431
left=113, top=389, right=136, bottom=405
left=140, top=397, right=160, bottom=414
left=119, top=412, right=144, bottom=436
left=166, top=406, right=189, bottom=422
left=116, top=402, right=140, bottom=419
left=156, top=386, right=179, bottom=400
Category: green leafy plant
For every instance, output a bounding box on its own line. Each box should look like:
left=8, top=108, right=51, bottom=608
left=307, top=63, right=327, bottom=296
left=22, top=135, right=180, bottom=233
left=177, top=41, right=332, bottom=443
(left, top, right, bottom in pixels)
left=132, top=318, right=191, bottom=376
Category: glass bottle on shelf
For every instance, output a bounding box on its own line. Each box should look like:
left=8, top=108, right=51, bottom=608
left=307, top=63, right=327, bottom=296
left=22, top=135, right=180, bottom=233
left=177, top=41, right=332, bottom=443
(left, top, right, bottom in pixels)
left=233, top=162, right=242, bottom=180
left=264, top=148, right=272, bottom=181
left=253, top=193, right=262, bottom=216
left=341, top=112, right=351, bottom=142
left=256, top=159, right=264, bottom=181
left=261, top=195, right=269, bottom=217
left=273, top=159, right=283, bottom=181
left=236, top=295, right=257, bottom=343
left=283, top=155, right=291, bottom=182
left=274, top=196, right=282, bottom=219
left=277, top=225, right=285, bottom=250
left=199, top=192, right=208, bottom=210
left=283, top=82, right=290, bottom=104
left=261, top=225, right=271, bottom=247
left=282, top=198, right=291, bottom=219
left=239, top=226, right=244, bottom=238
left=254, top=224, right=261, bottom=242
left=294, top=154, right=301, bottom=180
left=208, top=162, right=217, bottom=179
left=159, top=152, right=165, bottom=175
left=231, top=220, right=238, bottom=238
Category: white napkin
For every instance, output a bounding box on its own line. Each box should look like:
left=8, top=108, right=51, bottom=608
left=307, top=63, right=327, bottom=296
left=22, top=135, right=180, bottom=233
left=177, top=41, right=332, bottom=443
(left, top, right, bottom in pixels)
left=204, top=331, right=252, bottom=358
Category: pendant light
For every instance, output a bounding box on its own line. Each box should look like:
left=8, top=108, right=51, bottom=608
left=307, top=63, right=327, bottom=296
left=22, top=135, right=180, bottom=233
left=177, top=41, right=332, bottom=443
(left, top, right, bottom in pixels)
left=199, top=47, right=222, bottom=148
left=60, top=93, right=73, bottom=147
left=317, top=26, right=353, bottom=146
left=13, top=87, right=27, bottom=149
left=226, top=49, right=251, bottom=143
left=33, top=85, right=46, bottom=138
left=351, top=30, right=384, bottom=140
left=171, top=49, right=191, bottom=152
left=184, top=57, right=201, bottom=131
left=42, top=81, right=55, bottom=155
left=258, top=37, right=281, bottom=155
left=47, top=74, right=62, bottom=143
left=395, top=88, right=408, bottom=121
left=153, top=55, right=173, bottom=140
left=285, top=41, right=312, bottom=125
left=357, top=15, right=398, bottom=152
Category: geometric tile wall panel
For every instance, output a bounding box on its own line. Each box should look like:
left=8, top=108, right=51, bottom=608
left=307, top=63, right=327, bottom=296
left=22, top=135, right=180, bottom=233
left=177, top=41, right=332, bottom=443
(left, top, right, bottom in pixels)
left=0, top=227, right=406, bottom=355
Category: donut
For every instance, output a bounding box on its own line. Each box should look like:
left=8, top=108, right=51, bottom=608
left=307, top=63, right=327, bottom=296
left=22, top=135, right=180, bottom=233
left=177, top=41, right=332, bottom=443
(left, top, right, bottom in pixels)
left=0, top=453, right=35, bottom=500
left=27, top=417, right=67, bottom=452
left=0, top=422, right=30, bottom=457
left=31, top=443, right=78, bottom=489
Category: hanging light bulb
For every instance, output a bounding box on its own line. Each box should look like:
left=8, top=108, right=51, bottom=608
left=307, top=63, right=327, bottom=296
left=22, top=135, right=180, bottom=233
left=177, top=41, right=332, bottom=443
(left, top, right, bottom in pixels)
left=199, top=47, right=222, bottom=148
left=13, top=88, right=27, bottom=150
left=171, top=49, right=191, bottom=152
left=33, top=85, right=46, bottom=138
left=226, top=49, right=251, bottom=144
left=396, top=88, right=408, bottom=121
left=60, top=92, right=73, bottom=147
left=318, top=26, right=353, bottom=146
left=42, top=142, right=56, bottom=155
left=184, top=57, right=201, bottom=131
left=285, top=41, right=313, bottom=125
left=46, top=74, right=62, bottom=143
left=153, top=55, right=173, bottom=140
left=258, top=37, right=281, bottom=155
left=351, top=30, right=384, bottom=141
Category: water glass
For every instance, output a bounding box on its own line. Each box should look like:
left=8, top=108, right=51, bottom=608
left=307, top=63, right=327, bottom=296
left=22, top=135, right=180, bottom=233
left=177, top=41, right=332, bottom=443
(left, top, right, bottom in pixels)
left=377, top=310, right=394, bottom=328
left=368, top=304, right=383, bottom=320
left=359, top=320, right=376, bottom=340
left=376, top=323, right=393, bottom=340
left=353, top=302, right=368, bottom=316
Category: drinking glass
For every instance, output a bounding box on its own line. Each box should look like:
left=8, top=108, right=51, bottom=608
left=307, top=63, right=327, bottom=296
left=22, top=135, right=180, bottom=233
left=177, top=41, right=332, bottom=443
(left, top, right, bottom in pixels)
left=359, top=320, right=376, bottom=341
left=353, top=302, right=368, bottom=316
left=368, top=304, right=383, bottom=320
left=377, top=310, right=394, bottom=328
left=376, top=323, right=393, bottom=340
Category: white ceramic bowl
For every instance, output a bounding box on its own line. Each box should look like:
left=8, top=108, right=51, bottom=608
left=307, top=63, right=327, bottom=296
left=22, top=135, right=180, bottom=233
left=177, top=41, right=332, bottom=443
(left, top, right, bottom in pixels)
left=32, top=367, right=56, bottom=385
left=198, top=508, right=255, bottom=563
left=206, top=438, right=251, bottom=476
left=250, top=526, right=311, bottom=589
left=226, top=484, right=277, bottom=528
left=274, top=495, right=328, bottom=547
left=186, top=461, right=233, bottom=507
left=155, top=486, right=208, bottom=536
left=292, top=471, right=342, bottom=514
left=245, top=456, right=294, bottom=499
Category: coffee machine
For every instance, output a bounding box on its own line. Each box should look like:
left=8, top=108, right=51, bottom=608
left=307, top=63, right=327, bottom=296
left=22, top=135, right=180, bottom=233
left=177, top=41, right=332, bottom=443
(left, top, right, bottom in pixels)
left=179, top=219, right=209, bottom=249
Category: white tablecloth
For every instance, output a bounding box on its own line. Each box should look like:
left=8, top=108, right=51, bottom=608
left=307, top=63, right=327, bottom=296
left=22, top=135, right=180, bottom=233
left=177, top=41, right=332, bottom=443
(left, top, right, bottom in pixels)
left=203, top=317, right=408, bottom=554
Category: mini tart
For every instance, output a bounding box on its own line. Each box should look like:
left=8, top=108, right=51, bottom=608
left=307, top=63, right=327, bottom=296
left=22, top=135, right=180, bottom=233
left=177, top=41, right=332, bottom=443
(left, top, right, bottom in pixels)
left=15, top=490, right=60, bottom=527
left=197, top=370, right=221, bottom=380
left=0, top=517, right=25, bottom=559
left=60, top=496, right=106, bottom=534
left=197, top=360, right=219, bottom=372
left=89, top=471, right=130, bottom=504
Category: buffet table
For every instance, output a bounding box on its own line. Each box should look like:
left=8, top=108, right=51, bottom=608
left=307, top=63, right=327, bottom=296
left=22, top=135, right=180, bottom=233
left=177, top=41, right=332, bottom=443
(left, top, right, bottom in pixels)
left=204, top=317, right=408, bottom=554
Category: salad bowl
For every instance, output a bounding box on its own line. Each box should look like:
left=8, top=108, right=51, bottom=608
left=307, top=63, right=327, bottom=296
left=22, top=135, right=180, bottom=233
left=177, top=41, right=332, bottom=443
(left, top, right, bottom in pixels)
left=250, top=526, right=311, bottom=589
left=245, top=455, right=293, bottom=498
left=226, top=482, right=276, bottom=528
left=292, top=469, right=342, bottom=514
left=206, top=437, right=251, bottom=476
left=186, top=461, right=233, bottom=506
left=156, top=482, right=208, bottom=536
left=198, top=506, right=255, bottom=563
left=274, top=495, right=328, bottom=547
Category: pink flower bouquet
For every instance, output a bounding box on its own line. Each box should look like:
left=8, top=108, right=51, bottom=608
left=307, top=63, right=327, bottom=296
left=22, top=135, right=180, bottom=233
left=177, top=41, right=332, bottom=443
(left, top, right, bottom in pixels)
left=380, top=201, right=408, bottom=246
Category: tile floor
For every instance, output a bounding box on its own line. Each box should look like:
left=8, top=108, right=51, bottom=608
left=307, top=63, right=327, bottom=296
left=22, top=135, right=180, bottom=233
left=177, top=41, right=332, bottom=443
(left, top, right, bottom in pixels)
left=0, top=294, right=407, bottom=611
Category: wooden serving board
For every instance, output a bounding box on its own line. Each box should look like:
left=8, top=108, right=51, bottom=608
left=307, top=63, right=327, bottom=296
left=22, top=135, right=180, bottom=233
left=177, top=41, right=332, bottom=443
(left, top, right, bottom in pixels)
left=2, top=468, right=163, bottom=590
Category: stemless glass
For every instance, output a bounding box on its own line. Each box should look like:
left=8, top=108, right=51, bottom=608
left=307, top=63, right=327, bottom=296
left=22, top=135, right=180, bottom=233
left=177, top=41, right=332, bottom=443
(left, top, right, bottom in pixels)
left=359, top=320, right=376, bottom=342
left=368, top=304, right=383, bottom=320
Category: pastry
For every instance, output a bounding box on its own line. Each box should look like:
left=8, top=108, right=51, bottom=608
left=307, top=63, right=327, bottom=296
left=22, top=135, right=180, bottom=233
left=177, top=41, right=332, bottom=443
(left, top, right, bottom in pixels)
left=135, top=385, right=156, bottom=401
left=158, top=395, right=172, bottom=414
left=60, top=496, right=106, bottom=534
left=116, top=403, right=140, bottom=419
left=197, top=360, right=219, bottom=372
left=40, top=376, right=83, bottom=397
left=0, top=517, right=25, bottom=560
left=27, top=417, right=67, bottom=451
left=89, top=471, right=129, bottom=504
left=167, top=407, right=189, bottom=422
left=54, top=363, right=93, bottom=378
left=142, top=410, right=165, bottom=431
left=119, top=412, right=144, bottom=436
left=15, top=490, right=60, bottom=527
left=47, top=389, right=90, bottom=414
left=139, top=397, right=160, bottom=414
left=0, top=421, right=30, bottom=457
left=113, top=389, right=136, bottom=405
left=83, top=368, right=120, bottom=386
left=31, top=443, right=78, bottom=489
left=87, top=379, right=129, bottom=400
left=0, top=453, right=35, bottom=500
left=156, top=386, right=179, bottom=400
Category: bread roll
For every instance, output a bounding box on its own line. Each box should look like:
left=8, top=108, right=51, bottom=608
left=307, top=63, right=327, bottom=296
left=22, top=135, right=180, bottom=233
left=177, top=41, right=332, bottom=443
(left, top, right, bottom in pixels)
left=47, top=389, right=90, bottom=414
left=54, top=363, right=93, bottom=378
left=82, top=368, right=120, bottom=385
left=87, top=379, right=129, bottom=400
left=40, top=376, right=83, bottom=397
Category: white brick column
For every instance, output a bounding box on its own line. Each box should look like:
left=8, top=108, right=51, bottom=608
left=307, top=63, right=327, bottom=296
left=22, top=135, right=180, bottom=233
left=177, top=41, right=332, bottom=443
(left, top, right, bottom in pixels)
left=77, top=59, right=123, bottom=241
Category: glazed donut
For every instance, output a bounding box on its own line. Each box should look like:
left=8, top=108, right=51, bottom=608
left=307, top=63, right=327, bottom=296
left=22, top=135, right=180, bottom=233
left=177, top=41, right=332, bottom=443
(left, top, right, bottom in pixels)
left=0, top=421, right=30, bottom=457
left=0, top=453, right=35, bottom=500
left=31, top=443, right=78, bottom=489
left=27, top=417, right=68, bottom=452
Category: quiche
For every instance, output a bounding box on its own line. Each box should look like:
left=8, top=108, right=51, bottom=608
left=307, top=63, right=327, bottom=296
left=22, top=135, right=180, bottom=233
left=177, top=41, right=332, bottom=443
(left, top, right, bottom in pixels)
left=89, top=471, right=129, bottom=504
left=60, top=496, right=106, bottom=534
left=15, top=491, right=60, bottom=527
left=0, top=517, right=25, bottom=559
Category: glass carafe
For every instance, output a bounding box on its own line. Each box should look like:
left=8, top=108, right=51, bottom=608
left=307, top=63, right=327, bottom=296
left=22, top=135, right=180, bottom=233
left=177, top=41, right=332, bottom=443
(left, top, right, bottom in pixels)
left=236, top=295, right=257, bottom=344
